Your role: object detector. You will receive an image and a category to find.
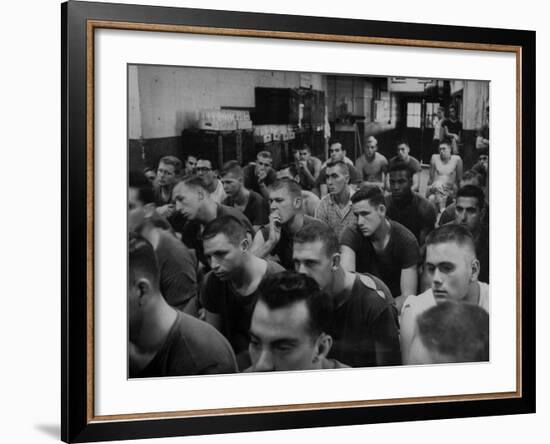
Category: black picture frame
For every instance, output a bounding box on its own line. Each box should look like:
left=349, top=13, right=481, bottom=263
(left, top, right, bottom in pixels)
left=61, top=1, right=536, bottom=442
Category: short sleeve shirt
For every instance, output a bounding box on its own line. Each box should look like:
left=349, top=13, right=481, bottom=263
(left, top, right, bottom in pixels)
left=327, top=274, right=401, bottom=367
left=340, top=220, right=420, bottom=297
left=224, top=190, right=269, bottom=226
left=259, top=215, right=320, bottom=270
left=200, top=260, right=285, bottom=357
left=133, top=312, right=238, bottom=378
left=156, top=231, right=198, bottom=310
left=385, top=193, right=437, bottom=242
left=443, top=118, right=463, bottom=136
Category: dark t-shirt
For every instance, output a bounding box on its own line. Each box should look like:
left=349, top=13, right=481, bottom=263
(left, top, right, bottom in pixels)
left=156, top=231, right=198, bottom=313
left=133, top=312, right=238, bottom=378
left=223, top=190, right=269, bottom=226
left=259, top=215, right=320, bottom=270
left=385, top=193, right=437, bottom=242
left=443, top=118, right=463, bottom=136
left=200, top=260, right=285, bottom=359
left=243, top=164, right=277, bottom=195
left=388, top=156, right=422, bottom=175
left=340, top=220, right=420, bottom=297
left=328, top=274, right=401, bottom=368
left=180, top=204, right=254, bottom=268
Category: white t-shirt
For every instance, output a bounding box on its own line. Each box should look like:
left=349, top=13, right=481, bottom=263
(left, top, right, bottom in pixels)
left=399, top=282, right=489, bottom=364
left=209, top=180, right=227, bottom=204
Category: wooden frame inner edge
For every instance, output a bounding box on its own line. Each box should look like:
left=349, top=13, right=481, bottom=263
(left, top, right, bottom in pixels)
left=85, top=19, right=523, bottom=423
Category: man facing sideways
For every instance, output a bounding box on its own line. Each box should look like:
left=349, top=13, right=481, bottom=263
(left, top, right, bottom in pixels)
left=385, top=161, right=437, bottom=245
left=400, top=224, right=489, bottom=364
left=315, top=160, right=357, bottom=239
left=154, top=155, right=182, bottom=218
left=196, top=158, right=226, bottom=204
left=251, top=179, right=319, bottom=270
left=340, top=186, right=420, bottom=311
left=314, top=141, right=361, bottom=197
left=387, top=141, right=422, bottom=193
left=172, top=175, right=253, bottom=269
left=276, top=163, right=320, bottom=217
left=128, top=233, right=237, bottom=378
left=129, top=171, right=199, bottom=315
left=293, top=220, right=401, bottom=367
left=221, top=160, right=269, bottom=228
left=447, top=185, right=489, bottom=283
left=243, top=151, right=278, bottom=200
left=248, top=271, right=349, bottom=372
left=200, top=216, right=285, bottom=369
left=408, top=301, right=489, bottom=365
left=355, top=136, right=388, bottom=189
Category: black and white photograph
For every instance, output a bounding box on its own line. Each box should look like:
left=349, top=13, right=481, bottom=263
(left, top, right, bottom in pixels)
left=127, top=65, right=490, bottom=377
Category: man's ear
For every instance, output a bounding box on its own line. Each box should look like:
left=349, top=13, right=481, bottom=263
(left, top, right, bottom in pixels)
left=379, top=203, right=387, bottom=217
left=313, top=333, right=333, bottom=363
left=293, top=196, right=303, bottom=210
left=331, top=253, right=341, bottom=271
left=197, top=189, right=205, bottom=200
left=136, top=278, right=153, bottom=306
left=470, top=258, right=481, bottom=282
left=240, top=237, right=250, bottom=253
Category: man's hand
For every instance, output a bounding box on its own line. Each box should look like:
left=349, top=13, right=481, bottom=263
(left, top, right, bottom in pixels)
left=257, top=169, right=268, bottom=182
left=267, top=212, right=282, bottom=246
left=156, top=204, right=175, bottom=218
left=298, top=160, right=308, bottom=170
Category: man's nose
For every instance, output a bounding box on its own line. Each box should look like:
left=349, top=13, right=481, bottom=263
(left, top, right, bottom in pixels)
left=254, top=349, right=275, bottom=372
left=432, top=268, right=443, bottom=285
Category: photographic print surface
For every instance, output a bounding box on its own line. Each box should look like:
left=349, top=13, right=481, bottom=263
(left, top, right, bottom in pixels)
left=127, top=64, right=490, bottom=378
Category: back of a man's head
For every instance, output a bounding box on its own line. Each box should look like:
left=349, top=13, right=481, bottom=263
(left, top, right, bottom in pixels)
left=129, top=170, right=155, bottom=205
left=221, top=160, right=243, bottom=179
left=269, top=178, right=303, bottom=201
left=416, top=301, right=489, bottom=363
left=202, top=215, right=249, bottom=247
left=351, top=185, right=386, bottom=207
left=425, top=223, right=476, bottom=254
left=294, top=219, right=339, bottom=258
left=176, top=174, right=208, bottom=194
left=129, top=232, right=160, bottom=290
left=258, top=272, right=332, bottom=338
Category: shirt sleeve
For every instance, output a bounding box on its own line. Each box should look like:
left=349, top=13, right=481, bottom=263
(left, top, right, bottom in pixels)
left=395, top=226, right=421, bottom=269
left=340, top=226, right=360, bottom=251
left=371, top=306, right=402, bottom=366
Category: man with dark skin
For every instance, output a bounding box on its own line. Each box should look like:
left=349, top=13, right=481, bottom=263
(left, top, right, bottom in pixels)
left=385, top=161, right=437, bottom=245
left=386, top=141, right=421, bottom=192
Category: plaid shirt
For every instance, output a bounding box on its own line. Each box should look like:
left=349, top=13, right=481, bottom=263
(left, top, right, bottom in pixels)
left=315, top=189, right=356, bottom=239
